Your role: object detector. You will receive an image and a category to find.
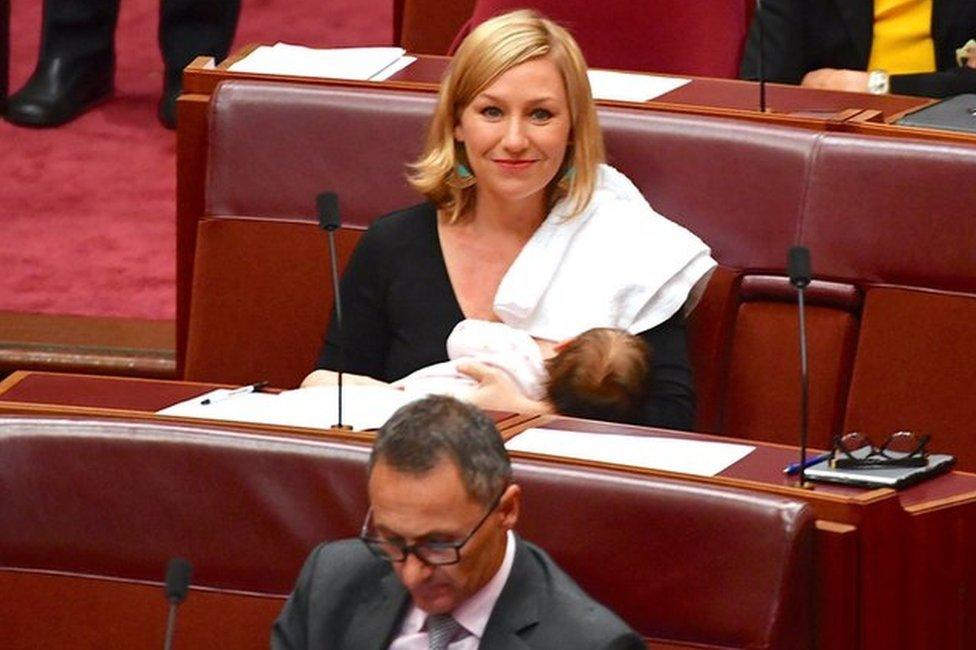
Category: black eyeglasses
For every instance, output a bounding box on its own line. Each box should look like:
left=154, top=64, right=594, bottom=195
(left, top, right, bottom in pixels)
left=830, top=431, right=930, bottom=469
left=359, top=488, right=505, bottom=566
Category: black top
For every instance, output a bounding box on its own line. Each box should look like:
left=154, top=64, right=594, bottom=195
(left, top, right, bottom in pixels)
left=318, top=203, right=695, bottom=430
left=739, top=0, right=976, bottom=98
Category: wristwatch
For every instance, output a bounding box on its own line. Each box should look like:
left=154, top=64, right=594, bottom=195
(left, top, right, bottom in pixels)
left=867, top=69, right=890, bottom=95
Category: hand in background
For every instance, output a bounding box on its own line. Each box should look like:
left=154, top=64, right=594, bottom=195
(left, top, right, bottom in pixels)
left=801, top=68, right=870, bottom=92
left=458, top=362, right=552, bottom=414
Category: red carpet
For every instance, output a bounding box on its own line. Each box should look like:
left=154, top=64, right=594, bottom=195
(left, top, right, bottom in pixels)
left=0, top=0, right=390, bottom=320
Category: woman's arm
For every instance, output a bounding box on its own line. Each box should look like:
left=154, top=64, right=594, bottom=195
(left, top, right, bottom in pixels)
left=311, top=225, right=392, bottom=381
left=636, top=311, right=695, bottom=431
left=457, top=362, right=554, bottom=415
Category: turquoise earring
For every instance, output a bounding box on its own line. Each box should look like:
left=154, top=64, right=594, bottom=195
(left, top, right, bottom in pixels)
left=561, top=166, right=576, bottom=181
left=456, top=163, right=473, bottom=179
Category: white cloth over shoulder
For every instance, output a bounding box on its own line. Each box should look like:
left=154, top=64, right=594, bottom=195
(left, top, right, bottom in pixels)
left=392, top=319, right=548, bottom=401
left=493, top=164, right=717, bottom=341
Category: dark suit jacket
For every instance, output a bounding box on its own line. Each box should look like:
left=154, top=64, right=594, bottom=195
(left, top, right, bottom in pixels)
left=271, top=536, right=644, bottom=649
left=739, top=0, right=976, bottom=97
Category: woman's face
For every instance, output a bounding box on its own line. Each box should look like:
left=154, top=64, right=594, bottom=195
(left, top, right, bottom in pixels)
left=454, top=56, right=572, bottom=212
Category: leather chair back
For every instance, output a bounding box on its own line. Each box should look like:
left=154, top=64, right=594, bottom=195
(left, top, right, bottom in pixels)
left=0, top=415, right=815, bottom=649
left=449, top=0, right=750, bottom=78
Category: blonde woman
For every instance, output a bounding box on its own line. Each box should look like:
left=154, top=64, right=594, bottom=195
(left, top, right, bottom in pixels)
left=305, top=10, right=714, bottom=430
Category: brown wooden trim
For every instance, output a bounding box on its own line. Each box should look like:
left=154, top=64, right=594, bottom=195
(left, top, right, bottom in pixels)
left=0, top=312, right=175, bottom=378
left=0, top=370, right=27, bottom=394
left=175, top=93, right=213, bottom=376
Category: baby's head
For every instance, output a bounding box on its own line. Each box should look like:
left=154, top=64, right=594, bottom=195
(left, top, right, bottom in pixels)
left=544, top=328, right=653, bottom=422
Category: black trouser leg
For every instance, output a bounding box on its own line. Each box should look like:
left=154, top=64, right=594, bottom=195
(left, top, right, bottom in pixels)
left=156, top=0, right=239, bottom=127
left=38, top=0, right=120, bottom=62
left=158, top=0, right=241, bottom=73
left=4, top=0, right=119, bottom=126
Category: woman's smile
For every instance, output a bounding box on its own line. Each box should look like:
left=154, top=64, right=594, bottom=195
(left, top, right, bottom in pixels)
left=454, top=56, right=571, bottom=210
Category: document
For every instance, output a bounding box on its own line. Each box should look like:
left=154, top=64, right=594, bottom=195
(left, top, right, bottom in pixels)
left=804, top=454, right=956, bottom=489
left=587, top=69, right=690, bottom=102
left=227, top=43, right=416, bottom=81
left=505, top=427, right=753, bottom=476
left=156, top=385, right=417, bottom=431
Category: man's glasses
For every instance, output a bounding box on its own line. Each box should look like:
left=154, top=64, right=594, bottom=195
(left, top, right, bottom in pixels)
left=359, top=488, right=505, bottom=566
left=830, top=431, right=930, bottom=469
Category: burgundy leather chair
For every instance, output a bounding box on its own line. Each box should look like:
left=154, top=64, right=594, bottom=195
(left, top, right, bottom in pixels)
left=449, top=0, right=751, bottom=78
left=394, top=0, right=476, bottom=54
left=0, top=415, right=815, bottom=649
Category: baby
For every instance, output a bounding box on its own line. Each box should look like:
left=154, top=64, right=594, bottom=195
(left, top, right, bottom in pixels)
left=394, top=320, right=653, bottom=422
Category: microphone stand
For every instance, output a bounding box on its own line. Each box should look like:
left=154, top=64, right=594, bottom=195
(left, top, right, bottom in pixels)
left=162, top=557, right=192, bottom=650
left=788, top=246, right=813, bottom=489
left=327, top=227, right=347, bottom=429
left=317, top=192, right=352, bottom=430
left=163, top=603, right=179, bottom=650
left=796, top=284, right=810, bottom=487
left=757, top=0, right=767, bottom=113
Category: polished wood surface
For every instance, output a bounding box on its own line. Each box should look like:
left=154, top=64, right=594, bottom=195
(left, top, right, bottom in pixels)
left=0, top=312, right=175, bottom=379
left=203, top=48, right=933, bottom=126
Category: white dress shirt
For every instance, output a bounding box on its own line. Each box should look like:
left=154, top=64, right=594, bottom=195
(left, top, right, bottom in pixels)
left=388, top=530, right=516, bottom=649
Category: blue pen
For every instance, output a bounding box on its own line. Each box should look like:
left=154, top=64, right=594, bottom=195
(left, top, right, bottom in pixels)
left=783, top=452, right=833, bottom=475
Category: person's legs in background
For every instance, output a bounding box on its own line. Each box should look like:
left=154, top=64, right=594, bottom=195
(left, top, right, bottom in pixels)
left=5, top=0, right=118, bottom=127
left=157, top=0, right=240, bottom=128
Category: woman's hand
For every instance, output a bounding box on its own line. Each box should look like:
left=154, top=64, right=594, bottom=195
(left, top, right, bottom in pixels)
left=458, top=362, right=553, bottom=414
left=800, top=68, right=870, bottom=92
left=300, top=369, right=389, bottom=388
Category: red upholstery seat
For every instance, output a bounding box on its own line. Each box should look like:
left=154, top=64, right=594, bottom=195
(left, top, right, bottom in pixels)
left=803, top=132, right=976, bottom=464
left=0, top=415, right=815, bottom=649
left=394, top=0, right=476, bottom=54
left=449, top=0, right=751, bottom=78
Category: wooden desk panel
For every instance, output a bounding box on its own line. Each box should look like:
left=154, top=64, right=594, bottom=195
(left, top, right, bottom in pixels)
left=0, top=371, right=525, bottom=436
left=3, top=370, right=974, bottom=649
left=199, top=49, right=933, bottom=125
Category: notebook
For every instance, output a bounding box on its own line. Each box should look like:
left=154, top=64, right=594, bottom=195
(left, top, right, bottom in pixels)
left=804, top=454, right=956, bottom=489
left=896, top=94, right=976, bottom=134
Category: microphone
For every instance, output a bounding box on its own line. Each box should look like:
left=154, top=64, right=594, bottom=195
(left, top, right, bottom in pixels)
left=756, top=0, right=767, bottom=113
left=163, top=557, right=193, bottom=650
left=317, top=191, right=351, bottom=430
left=787, top=246, right=812, bottom=488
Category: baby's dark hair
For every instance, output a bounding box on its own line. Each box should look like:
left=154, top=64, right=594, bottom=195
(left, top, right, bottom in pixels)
left=544, top=328, right=653, bottom=423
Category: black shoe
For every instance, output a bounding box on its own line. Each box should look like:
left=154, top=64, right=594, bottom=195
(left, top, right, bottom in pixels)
left=157, top=69, right=180, bottom=129
left=5, top=52, right=114, bottom=127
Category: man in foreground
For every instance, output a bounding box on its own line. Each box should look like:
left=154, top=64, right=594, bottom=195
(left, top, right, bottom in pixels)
left=271, top=395, right=643, bottom=649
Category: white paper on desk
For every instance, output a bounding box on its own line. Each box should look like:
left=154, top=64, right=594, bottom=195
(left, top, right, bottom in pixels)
left=156, top=386, right=416, bottom=431
left=227, top=43, right=415, bottom=81
left=505, top=427, right=753, bottom=477
left=587, top=69, right=690, bottom=102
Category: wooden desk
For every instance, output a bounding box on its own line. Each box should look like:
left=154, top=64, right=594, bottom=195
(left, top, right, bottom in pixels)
left=3, top=370, right=974, bottom=650
left=190, top=48, right=934, bottom=126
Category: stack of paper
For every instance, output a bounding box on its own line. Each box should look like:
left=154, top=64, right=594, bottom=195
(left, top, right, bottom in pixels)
left=227, top=43, right=416, bottom=81
left=587, top=69, right=690, bottom=102
left=506, top=427, right=753, bottom=477
left=156, top=385, right=417, bottom=431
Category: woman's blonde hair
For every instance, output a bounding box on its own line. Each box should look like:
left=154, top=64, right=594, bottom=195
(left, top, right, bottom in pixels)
left=408, top=9, right=605, bottom=223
